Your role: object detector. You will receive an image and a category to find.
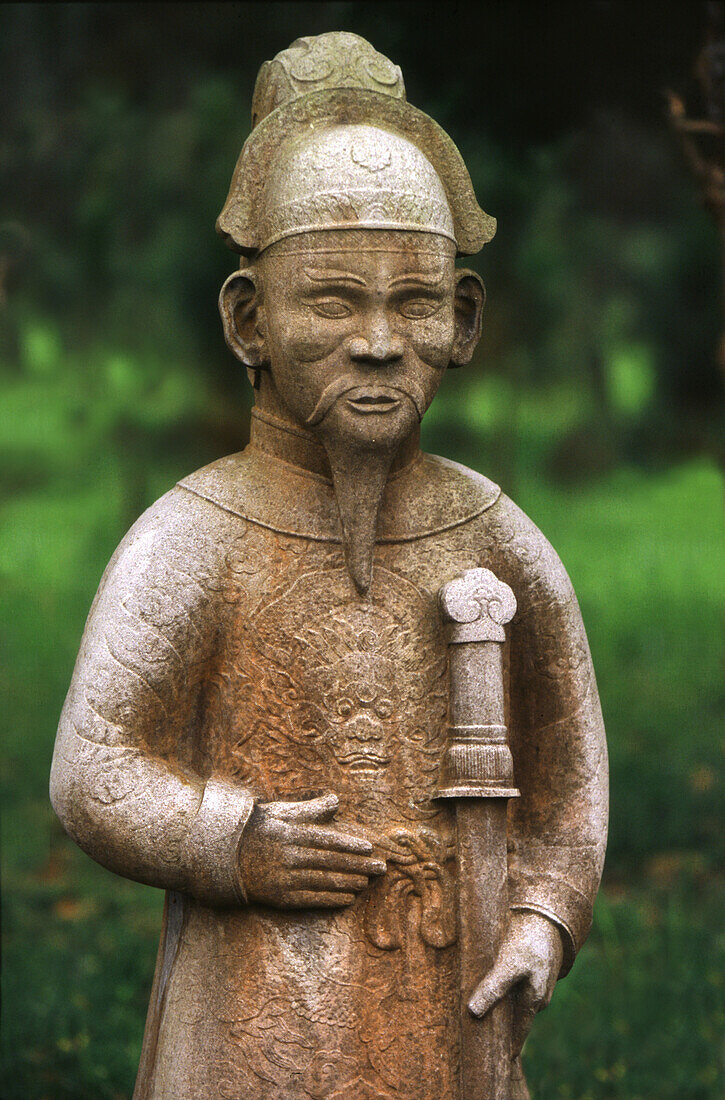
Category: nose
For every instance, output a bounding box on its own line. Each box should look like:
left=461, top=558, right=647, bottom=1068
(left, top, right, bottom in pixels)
left=349, top=311, right=404, bottom=364
left=345, top=714, right=384, bottom=745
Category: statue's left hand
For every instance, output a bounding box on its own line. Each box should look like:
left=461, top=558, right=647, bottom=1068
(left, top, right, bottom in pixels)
left=467, top=910, right=564, bottom=1057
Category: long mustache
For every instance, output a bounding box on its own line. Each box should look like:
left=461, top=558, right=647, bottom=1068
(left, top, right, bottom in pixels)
left=305, top=374, right=427, bottom=428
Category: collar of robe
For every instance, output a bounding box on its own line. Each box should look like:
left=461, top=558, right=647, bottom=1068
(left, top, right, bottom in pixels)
left=178, top=408, right=500, bottom=544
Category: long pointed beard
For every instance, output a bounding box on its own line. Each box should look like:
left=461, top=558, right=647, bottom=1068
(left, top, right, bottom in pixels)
left=320, top=433, right=395, bottom=596
left=308, top=377, right=423, bottom=595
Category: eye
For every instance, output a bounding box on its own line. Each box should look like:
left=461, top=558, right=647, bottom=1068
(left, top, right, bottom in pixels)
left=375, top=698, right=393, bottom=719
left=337, top=698, right=354, bottom=717
left=397, top=298, right=441, bottom=320
left=312, top=298, right=352, bottom=319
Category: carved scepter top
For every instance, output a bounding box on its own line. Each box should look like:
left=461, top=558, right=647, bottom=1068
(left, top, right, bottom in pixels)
left=437, top=568, right=519, bottom=800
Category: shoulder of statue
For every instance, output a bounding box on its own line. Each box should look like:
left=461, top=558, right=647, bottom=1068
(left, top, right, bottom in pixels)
left=379, top=452, right=501, bottom=541
left=480, top=489, right=580, bottom=617
left=99, top=482, right=233, bottom=598
left=177, top=446, right=343, bottom=540
left=76, top=484, right=235, bottom=692
left=129, top=479, right=233, bottom=544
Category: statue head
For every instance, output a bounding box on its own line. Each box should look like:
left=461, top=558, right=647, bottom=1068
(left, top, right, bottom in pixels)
left=217, top=33, right=495, bottom=592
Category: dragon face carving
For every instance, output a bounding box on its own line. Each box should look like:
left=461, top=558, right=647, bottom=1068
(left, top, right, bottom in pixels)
left=223, top=564, right=448, bottom=824
left=308, top=604, right=402, bottom=775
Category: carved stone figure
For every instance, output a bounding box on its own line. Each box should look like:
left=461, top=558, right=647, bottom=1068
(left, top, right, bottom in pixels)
left=50, top=32, right=608, bottom=1099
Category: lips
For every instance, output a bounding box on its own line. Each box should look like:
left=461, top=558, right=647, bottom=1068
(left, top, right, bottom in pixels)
left=339, top=751, right=390, bottom=772
left=345, top=387, right=402, bottom=414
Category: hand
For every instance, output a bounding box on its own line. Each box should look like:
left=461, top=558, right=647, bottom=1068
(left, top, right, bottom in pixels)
left=467, top=911, right=564, bottom=1057
left=239, top=792, right=386, bottom=909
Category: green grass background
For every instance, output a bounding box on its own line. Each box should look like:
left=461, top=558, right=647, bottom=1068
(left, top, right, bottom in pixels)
left=2, top=5, right=725, bottom=1094
left=1, top=353, right=723, bottom=1099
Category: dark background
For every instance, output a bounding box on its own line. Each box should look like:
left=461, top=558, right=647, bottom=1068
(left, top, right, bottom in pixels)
left=2, top=3, right=723, bottom=1097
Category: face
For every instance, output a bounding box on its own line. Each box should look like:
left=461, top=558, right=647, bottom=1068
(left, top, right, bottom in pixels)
left=251, top=230, right=475, bottom=451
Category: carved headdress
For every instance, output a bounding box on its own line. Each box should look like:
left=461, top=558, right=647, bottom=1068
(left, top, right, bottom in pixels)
left=217, top=32, right=495, bottom=256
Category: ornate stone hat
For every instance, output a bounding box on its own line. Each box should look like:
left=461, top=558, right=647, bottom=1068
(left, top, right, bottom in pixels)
left=217, top=32, right=496, bottom=257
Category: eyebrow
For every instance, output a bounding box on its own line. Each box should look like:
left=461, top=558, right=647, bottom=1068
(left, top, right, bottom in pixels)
left=388, top=272, right=445, bottom=289
left=302, top=268, right=367, bottom=287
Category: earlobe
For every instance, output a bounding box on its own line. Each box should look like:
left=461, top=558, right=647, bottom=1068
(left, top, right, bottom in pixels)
left=450, top=269, right=485, bottom=368
left=219, top=268, right=268, bottom=369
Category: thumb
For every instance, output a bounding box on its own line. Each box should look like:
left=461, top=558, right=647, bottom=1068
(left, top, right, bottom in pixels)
left=264, top=792, right=339, bottom=824
left=467, top=958, right=520, bottom=1019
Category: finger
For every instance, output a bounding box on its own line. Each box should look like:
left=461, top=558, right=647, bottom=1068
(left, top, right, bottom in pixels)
left=287, top=846, right=386, bottom=876
left=289, top=823, right=374, bottom=855
left=264, top=793, right=339, bottom=824
left=288, top=870, right=368, bottom=893
left=467, top=962, right=521, bottom=1019
left=282, top=890, right=356, bottom=909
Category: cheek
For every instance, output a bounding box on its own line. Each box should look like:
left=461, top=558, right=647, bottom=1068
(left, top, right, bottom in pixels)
left=267, top=301, right=350, bottom=365
left=405, top=309, right=456, bottom=371
left=264, top=303, right=349, bottom=419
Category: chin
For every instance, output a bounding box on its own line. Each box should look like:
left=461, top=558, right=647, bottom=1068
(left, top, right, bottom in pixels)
left=321, top=401, right=418, bottom=452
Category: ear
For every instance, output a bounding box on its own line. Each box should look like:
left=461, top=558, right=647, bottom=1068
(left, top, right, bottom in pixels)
left=218, top=268, right=268, bottom=370
left=450, top=269, right=485, bottom=368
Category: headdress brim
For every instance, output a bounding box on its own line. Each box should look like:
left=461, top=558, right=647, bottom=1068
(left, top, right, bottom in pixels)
left=216, top=87, right=496, bottom=257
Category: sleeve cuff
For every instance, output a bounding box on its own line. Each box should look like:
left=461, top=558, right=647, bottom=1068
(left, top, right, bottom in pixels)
left=181, top=777, right=255, bottom=906
left=509, top=902, right=576, bottom=977
left=509, top=873, right=594, bottom=976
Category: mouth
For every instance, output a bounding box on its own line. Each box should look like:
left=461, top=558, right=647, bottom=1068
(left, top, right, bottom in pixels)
left=345, top=387, right=402, bottom=415
left=339, top=751, right=390, bottom=772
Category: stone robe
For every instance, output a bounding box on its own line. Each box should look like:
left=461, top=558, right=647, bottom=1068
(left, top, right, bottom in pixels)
left=50, top=418, right=607, bottom=1099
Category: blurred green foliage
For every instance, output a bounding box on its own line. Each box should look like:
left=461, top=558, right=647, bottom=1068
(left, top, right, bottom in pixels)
left=1, top=4, right=724, bottom=1097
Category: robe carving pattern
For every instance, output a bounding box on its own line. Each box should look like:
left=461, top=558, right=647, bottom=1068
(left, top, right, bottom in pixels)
left=51, top=434, right=608, bottom=1098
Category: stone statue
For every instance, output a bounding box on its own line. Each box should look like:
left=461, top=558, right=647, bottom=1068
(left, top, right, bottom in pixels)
left=50, top=32, right=607, bottom=1099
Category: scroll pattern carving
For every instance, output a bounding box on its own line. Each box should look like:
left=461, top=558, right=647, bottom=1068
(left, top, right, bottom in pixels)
left=258, top=190, right=455, bottom=252
left=253, top=32, right=405, bottom=112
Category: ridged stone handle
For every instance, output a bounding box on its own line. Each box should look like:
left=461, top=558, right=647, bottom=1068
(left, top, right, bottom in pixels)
left=437, top=569, right=519, bottom=799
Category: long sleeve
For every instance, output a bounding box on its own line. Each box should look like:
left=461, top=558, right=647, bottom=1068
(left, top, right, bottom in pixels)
left=50, top=488, right=254, bottom=907
left=486, top=494, right=609, bottom=974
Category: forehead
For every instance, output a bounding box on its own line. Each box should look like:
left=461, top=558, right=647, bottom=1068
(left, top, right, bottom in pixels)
left=261, top=230, right=455, bottom=281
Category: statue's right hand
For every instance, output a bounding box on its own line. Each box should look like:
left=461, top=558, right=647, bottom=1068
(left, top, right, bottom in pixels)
left=238, top=792, right=386, bottom=909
